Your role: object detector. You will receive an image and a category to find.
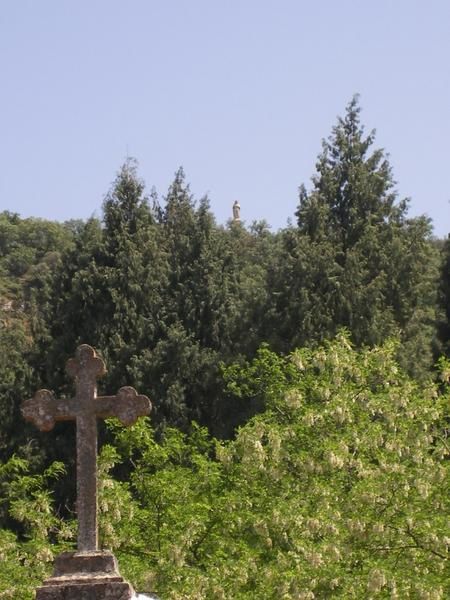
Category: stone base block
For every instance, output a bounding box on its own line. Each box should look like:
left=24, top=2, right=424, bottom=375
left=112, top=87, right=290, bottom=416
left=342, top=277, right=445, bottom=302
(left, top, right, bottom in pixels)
left=35, top=551, right=134, bottom=600
left=36, top=581, right=133, bottom=599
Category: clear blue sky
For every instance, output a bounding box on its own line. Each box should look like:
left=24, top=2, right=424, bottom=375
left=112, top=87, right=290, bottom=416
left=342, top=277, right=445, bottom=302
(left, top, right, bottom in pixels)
left=1, top=1, right=449, bottom=236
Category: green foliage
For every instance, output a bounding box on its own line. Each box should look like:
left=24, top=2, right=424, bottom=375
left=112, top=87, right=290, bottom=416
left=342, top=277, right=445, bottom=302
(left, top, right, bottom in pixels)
left=218, top=336, right=450, bottom=598
left=13, top=337, right=442, bottom=598
left=111, top=339, right=450, bottom=597
left=1, top=337, right=449, bottom=598
left=0, top=211, right=77, bottom=463
left=0, top=210, right=74, bottom=293
left=438, top=236, right=450, bottom=357
left=0, top=455, right=73, bottom=599
left=0, top=318, right=38, bottom=461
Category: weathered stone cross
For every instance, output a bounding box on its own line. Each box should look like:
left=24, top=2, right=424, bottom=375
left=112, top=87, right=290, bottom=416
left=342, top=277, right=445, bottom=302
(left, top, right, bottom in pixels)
left=21, top=344, right=151, bottom=553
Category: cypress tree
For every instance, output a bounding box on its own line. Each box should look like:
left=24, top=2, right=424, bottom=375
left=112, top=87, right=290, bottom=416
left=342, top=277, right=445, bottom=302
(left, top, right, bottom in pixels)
left=267, top=97, right=439, bottom=375
left=41, top=159, right=167, bottom=391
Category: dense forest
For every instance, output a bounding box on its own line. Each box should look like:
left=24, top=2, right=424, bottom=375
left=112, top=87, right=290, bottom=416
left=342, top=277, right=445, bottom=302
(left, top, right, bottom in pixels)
left=0, top=99, right=449, bottom=598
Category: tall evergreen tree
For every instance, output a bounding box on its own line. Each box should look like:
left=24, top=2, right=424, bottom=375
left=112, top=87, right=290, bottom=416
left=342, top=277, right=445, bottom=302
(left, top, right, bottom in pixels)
left=267, top=97, right=439, bottom=375
left=40, top=160, right=167, bottom=394
left=140, top=168, right=244, bottom=431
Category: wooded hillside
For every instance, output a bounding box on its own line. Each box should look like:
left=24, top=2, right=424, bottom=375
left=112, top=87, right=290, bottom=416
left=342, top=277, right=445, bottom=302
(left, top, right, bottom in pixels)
left=0, top=99, right=449, bottom=599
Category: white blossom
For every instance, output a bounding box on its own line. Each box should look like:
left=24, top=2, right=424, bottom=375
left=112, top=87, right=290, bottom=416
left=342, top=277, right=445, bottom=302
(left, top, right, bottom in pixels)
left=367, top=569, right=386, bottom=593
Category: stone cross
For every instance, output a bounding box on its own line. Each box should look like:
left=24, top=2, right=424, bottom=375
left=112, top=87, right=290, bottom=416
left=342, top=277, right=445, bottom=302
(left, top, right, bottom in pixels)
left=21, top=344, right=151, bottom=553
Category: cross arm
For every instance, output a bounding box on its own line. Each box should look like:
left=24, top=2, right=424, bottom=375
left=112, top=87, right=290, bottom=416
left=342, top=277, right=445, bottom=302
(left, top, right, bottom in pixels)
left=21, top=390, right=79, bottom=432
left=94, top=386, right=151, bottom=426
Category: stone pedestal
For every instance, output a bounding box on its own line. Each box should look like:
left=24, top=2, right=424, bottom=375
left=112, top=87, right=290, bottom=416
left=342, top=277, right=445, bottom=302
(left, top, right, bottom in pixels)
left=36, top=551, right=134, bottom=600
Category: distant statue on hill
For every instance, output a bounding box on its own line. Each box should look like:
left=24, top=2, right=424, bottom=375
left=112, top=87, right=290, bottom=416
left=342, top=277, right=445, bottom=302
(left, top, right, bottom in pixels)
left=232, top=200, right=241, bottom=222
